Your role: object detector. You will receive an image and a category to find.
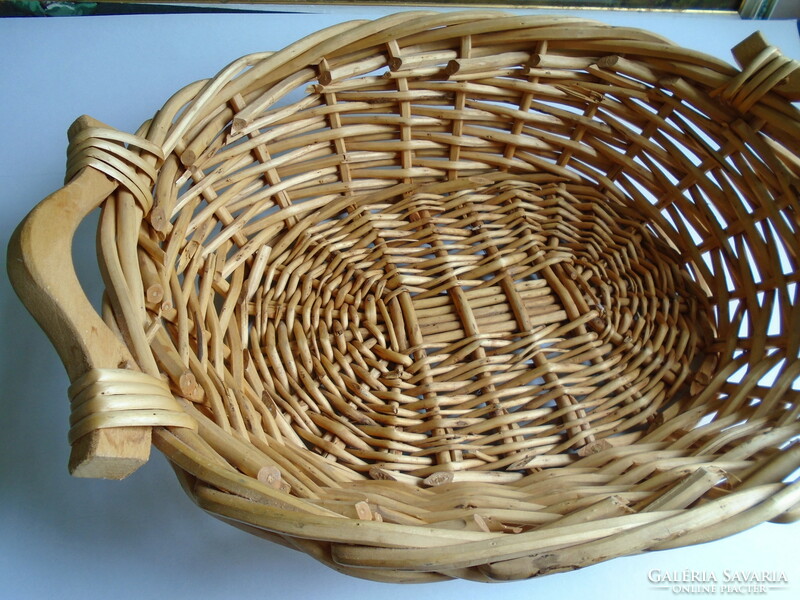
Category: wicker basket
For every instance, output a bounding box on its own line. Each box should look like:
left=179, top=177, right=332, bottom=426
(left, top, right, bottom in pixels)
left=8, top=12, right=800, bottom=583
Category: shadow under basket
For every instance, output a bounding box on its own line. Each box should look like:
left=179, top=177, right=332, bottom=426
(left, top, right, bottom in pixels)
left=8, top=12, right=800, bottom=583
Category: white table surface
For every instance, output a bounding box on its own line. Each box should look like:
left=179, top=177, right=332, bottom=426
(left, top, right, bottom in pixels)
left=1, top=7, right=798, bottom=600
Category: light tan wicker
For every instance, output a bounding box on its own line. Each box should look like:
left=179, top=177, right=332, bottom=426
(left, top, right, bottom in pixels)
left=8, top=11, right=800, bottom=583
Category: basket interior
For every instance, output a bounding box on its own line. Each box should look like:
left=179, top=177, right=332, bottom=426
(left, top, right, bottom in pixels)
left=97, top=15, right=799, bottom=537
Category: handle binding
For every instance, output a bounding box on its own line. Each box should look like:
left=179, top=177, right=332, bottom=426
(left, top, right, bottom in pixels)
left=7, top=115, right=194, bottom=479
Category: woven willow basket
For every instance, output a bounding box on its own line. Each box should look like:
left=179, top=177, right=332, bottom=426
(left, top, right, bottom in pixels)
left=8, top=12, right=800, bottom=583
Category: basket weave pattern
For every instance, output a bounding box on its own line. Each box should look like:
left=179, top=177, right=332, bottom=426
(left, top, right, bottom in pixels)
left=12, top=12, right=800, bottom=583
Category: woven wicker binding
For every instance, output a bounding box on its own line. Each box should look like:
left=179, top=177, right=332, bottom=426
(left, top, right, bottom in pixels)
left=8, top=12, right=800, bottom=583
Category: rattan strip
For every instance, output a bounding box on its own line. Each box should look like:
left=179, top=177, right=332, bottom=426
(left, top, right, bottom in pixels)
left=68, top=369, right=196, bottom=443
left=66, top=125, right=164, bottom=213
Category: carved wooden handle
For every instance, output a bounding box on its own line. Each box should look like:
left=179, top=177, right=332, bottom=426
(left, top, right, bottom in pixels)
left=7, top=115, right=195, bottom=479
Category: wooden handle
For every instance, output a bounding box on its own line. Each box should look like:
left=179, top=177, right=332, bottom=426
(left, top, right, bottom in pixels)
left=731, top=31, right=800, bottom=102
left=7, top=117, right=152, bottom=479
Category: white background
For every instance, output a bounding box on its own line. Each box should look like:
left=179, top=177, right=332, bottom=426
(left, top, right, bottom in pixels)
left=1, top=7, right=798, bottom=599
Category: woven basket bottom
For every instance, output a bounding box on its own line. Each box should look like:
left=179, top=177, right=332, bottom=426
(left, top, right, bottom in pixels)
left=188, top=174, right=718, bottom=489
